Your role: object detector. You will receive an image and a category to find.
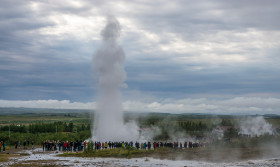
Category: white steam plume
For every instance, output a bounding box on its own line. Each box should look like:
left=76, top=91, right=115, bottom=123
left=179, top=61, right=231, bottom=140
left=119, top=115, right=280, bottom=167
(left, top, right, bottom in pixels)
left=238, top=116, right=273, bottom=136
left=92, top=16, right=139, bottom=141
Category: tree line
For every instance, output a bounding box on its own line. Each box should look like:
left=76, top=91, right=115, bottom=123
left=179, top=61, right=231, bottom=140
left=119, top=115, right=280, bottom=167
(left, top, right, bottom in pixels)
left=177, top=121, right=208, bottom=131
left=0, top=122, right=90, bottom=133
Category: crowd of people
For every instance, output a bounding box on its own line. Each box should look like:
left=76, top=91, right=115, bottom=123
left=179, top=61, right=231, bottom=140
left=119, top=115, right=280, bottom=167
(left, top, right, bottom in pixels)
left=38, top=140, right=207, bottom=152
left=1, top=140, right=206, bottom=153
left=92, top=141, right=206, bottom=150
left=42, top=140, right=87, bottom=152
left=14, top=140, right=34, bottom=149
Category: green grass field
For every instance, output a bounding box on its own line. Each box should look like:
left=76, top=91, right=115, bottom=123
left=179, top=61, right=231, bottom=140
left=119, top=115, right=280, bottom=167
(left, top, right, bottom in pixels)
left=0, top=113, right=90, bottom=125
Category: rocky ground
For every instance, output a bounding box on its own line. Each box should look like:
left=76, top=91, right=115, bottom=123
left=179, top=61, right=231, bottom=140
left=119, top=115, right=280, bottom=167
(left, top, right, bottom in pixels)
left=0, top=148, right=280, bottom=167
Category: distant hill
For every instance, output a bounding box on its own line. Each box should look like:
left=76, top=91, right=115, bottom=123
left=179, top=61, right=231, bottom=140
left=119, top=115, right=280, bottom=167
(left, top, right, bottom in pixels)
left=0, top=107, right=92, bottom=115
left=0, top=107, right=279, bottom=118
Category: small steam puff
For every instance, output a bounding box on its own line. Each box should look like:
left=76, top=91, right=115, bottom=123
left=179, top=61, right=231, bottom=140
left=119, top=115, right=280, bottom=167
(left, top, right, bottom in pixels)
left=92, top=16, right=139, bottom=141
left=238, top=116, right=273, bottom=136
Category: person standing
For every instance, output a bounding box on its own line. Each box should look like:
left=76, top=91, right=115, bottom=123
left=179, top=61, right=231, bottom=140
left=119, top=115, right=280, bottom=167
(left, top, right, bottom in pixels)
left=15, top=141, right=18, bottom=149
left=101, top=142, right=104, bottom=150
left=64, top=141, right=68, bottom=151
left=74, top=141, right=77, bottom=152
left=31, top=141, right=34, bottom=150
left=3, top=142, right=6, bottom=152
left=67, top=141, right=70, bottom=152
left=58, top=141, right=61, bottom=151
left=148, top=142, right=151, bottom=150
left=143, top=142, right=146, bottom=150
left=54, top=141, right=57, bottom=151
left=108, top=141, right=111, bottom=149
left=81, top=141, right=84, bottom=151
left=153, top=142, right=156, bottom=150
left=41, top=141, right=45, bottom=151
left=83, top=141, right=87, bottom=151
left=23, top=140, right=27, bottom=149
left=0, top=141, right=2, bottom=152
left=70, top=141, right=73, bottom=152
left=61, top=141, right=64, bottom=151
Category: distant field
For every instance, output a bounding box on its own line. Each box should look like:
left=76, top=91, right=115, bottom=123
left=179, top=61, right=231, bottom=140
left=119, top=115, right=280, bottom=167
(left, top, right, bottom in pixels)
left=266, top=118, right=280, bottom=126
left=0, top=108, right=279, bottom=127
left=0, top=116, right=89, bottom=125
left=0, top=108, right=91, bottom=125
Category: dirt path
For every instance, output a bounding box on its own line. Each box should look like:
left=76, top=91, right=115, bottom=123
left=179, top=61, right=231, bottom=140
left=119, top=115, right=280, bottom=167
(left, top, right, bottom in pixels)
left=0, top=147, right=28, bottom=155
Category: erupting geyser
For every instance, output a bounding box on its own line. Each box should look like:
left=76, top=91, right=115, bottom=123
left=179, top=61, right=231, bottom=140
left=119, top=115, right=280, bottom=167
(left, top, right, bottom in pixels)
left=92, top=16, right=139, bottom=141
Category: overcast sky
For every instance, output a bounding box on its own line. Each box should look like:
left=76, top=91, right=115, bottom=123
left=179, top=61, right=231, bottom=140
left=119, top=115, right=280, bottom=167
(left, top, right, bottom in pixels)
left=1, top=0, right=280, bottom=114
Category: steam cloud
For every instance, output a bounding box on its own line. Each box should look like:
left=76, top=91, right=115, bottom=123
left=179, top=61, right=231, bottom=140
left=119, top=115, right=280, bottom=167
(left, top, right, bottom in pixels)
left=92, top=16, right=139, bottom=141
left=238, top=116, right=273, bottom=136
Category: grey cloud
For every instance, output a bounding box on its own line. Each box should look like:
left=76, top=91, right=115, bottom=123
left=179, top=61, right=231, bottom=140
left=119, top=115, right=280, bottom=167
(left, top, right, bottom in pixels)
left=0, top=0, right=279, bottom=114
left=125, top=55, right=280, bottom=99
